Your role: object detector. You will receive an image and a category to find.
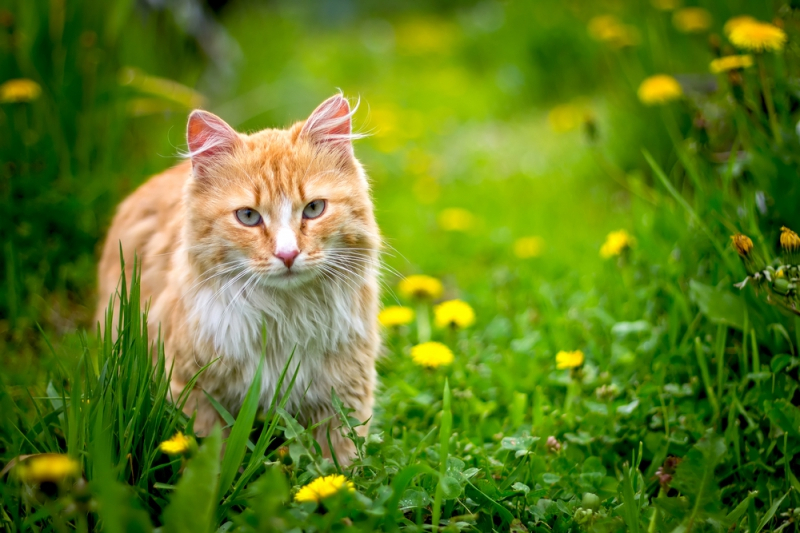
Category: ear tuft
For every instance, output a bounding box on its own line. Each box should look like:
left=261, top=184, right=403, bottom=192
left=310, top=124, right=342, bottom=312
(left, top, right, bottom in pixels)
left=300, top=95, right=359, bottom=157
left=186, top=110, right=239, bottom=166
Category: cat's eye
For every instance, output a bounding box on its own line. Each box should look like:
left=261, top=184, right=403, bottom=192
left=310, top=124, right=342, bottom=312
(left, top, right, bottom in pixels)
left=235, top=208, right=262, bottom=227
left=303, top=200, right=326, bottom=219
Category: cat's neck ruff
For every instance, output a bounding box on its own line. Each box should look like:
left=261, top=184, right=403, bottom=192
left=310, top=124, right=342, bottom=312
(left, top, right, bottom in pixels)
left=185, top=263, right=370, bottom=367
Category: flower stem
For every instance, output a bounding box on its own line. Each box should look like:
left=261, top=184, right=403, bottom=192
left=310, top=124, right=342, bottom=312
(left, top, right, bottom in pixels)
left=416, top=302, right=431, bottom=343
left=757, top=54, right=782, bottom=146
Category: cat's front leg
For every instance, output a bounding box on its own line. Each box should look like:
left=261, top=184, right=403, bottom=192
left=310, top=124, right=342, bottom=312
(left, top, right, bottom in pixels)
left=309, top=397, right=373, bottom=467
left=170, top=378, right=222, bottom=436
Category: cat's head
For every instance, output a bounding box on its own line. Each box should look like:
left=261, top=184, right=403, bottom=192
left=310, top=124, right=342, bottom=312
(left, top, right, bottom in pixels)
left=183, top=94, right=379, bottom=290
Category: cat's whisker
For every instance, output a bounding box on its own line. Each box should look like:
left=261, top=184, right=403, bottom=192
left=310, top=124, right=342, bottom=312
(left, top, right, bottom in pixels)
left=326, top=252, right=403, bottom=280
left=316, top=264, right=364, bottom=296
left=185, top=261, right=248, bottom=294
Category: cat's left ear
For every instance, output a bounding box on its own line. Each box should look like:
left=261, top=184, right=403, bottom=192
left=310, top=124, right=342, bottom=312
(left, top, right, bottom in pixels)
left=300, top=94, right=354, bottom=158
left=186, top=110, right=240, bottom=170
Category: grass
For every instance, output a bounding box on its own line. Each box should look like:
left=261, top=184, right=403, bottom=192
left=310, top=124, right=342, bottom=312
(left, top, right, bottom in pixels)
left=2, top=0, right=800, bottom=531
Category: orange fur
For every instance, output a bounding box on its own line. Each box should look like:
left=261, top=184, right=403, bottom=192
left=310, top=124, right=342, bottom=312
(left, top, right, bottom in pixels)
left=96, top=96, right=380, bottom=464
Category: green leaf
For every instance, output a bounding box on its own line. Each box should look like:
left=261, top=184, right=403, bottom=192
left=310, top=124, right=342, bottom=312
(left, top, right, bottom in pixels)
left=163, top=425, right=222, bottom=533
left=755, top=490, right=791, bottom=533
left=725, top=491, right=757, bottom=527
left=672, top=431, right=726, bottom=527
left=689, top=280, right=747, bottom=331
left=619, top=463, right=640, bottom=533
left=440, top=475, right=462, bottom=500
left=218, top=358, right=263, bottom=499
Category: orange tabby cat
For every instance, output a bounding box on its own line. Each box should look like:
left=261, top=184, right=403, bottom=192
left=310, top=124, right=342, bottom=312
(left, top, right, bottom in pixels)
left=96, top=95, right=380, bottom=463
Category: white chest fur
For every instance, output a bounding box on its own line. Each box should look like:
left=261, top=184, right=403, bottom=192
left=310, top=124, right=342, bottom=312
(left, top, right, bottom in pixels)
left=185, top=274, right=369, bottom=414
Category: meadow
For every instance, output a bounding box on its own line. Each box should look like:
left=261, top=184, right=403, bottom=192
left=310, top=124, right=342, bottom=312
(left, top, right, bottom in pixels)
left=1, top=0, right=800, bottom=531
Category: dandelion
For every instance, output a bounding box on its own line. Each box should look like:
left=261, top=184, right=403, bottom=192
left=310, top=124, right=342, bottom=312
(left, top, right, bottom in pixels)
left=378, top=306, right=415, bottom=327
left=15, top=454, right=80, bottom=485
left=587, top=15, right=640, bottom=48
left=399, top=275, right=443, bottom=300
left=434, top=299, right=476, bottom=329
left=556, top=350, right=585, bottom=369
left=411, top=341, right=454, bottom=368
left=438, top=208, right=475, bottom=232
left=729, top=20, right=787, bottom=52
left=731, top=233, right=764, bottom=275
left=0, top=78, right=42, bottom=103
left=513, top=236, right=544, bottom=258
left=637, top=75, right=683, bottom=105
left=672, top=8, right=712, bottom=33
left=159, top=433, right=194, bottom=455
left=780, top=226, right=800, bottom=251
left=710, top=55, right=754, bottom=73
left=731, top=234, right=754, bottom=257
left=723, top=15, right=756, bottom=37
left=294, top=474, right=355, bottom=504
left=600, top=229, right=633, bottom=258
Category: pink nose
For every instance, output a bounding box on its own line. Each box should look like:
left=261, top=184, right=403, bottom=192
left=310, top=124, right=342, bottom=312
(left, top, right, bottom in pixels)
left=275, top=249, right=299, bottom=269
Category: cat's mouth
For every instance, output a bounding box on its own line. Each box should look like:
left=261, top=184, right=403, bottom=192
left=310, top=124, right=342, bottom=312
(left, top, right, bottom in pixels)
left=252, top=265, right=318, bottom=289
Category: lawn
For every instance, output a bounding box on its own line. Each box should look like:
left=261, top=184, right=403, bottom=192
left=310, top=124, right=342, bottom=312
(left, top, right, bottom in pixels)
left=2, top=0, right=799, bottom=531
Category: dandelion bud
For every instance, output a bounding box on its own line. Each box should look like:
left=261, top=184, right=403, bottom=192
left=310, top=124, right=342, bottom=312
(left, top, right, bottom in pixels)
left=772, top=277, right=791, bottom=295
left=708, top=33, right=721, bottom=56
left=731, top=233, right=765, bottom=275
left=731, top=234, right=753, bottom=257
left=780, top=226, right=800, bottom=251
left=727, top=70, right=745, bottom=103
left=781, top=226, right=800, bottom=264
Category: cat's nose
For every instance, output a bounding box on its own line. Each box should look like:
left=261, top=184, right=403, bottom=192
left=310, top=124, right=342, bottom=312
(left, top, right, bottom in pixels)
left=275, top=248, right=299, bottom=269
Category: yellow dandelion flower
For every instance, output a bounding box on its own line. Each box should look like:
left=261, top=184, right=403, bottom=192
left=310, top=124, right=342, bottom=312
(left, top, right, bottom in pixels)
left=723, top=15, right=756, bottom=38
left=159, top=433, right=193, bottom=455
left=729, top=20, right=787, bottom=52
left=637, top=75, right=683, bottom=105
left=399, top=275, right=444, bottom=300
left=15, top=454, right=80, bottom=485
left=556, top=350, right=585, bottom=370
left=672, top=7, right=712, bottom=33
left=294, top=474, right=354, bottom=503
left=651, top=0, right=680, bottom=11
left=730, top=234, right=754, bottom=257
left=780, top=226, right=800, bottom=251
left=434, top=299, right=476, bottom=329
left=438, top=208, right=475, bottom=232
left=710, top=55, right=754, bottom=73
left=600, top=230, right=633, bottom=258
left=378, top=306, right=415, bottom=327
left=0, top=78, right=42, bottom=103
left=776, top=268, right=785, bottom=278
left=513, top=236, right=545, bottom=258
left=411, top=342, right=454, bottom=368
left=587, top=15, right=640, bottom=48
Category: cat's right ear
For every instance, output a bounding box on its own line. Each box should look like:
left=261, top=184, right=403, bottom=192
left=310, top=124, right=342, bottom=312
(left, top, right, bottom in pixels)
left=186, top=110, right=240, bottom=170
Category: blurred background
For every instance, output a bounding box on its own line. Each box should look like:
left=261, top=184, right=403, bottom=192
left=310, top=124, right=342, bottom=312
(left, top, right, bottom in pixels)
left=0, top=0, right=789, bottom=370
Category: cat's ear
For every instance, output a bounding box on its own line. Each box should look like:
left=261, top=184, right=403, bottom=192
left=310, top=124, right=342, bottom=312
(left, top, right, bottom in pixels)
left=300, top=95, right=355, bottom=158
left=186, top=110, right=240, bottom=170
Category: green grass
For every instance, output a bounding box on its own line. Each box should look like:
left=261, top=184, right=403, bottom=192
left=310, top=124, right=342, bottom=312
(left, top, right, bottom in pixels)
left=3, top=0, right=800, bottom=531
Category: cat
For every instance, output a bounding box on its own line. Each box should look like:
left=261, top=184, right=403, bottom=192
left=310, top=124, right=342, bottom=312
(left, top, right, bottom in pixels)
left=95, top=95, right=380, bottom=464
